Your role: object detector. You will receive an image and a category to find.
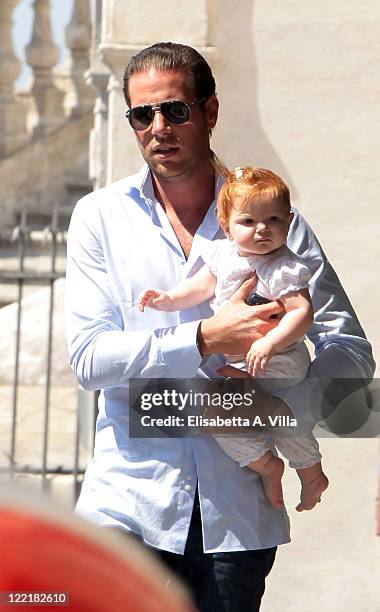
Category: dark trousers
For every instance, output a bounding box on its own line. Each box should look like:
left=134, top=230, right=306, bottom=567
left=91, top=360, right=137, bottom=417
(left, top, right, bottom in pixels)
left=108, top=494, right=276, bottom=612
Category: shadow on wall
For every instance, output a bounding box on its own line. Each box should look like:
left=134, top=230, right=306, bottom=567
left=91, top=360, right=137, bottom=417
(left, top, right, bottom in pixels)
left=210, top=0, right=297, bottom=197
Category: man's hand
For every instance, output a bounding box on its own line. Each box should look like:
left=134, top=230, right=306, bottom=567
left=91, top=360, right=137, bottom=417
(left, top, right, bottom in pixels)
left=246, top=337, right=276, bottom=376
left=198, top=276, right=284, bottom=356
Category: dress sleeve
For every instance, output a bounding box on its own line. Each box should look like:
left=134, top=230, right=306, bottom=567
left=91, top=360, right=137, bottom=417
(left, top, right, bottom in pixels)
left=202, top=239, right=223, bottom=276
left=261, top=254, right=311, bottom=299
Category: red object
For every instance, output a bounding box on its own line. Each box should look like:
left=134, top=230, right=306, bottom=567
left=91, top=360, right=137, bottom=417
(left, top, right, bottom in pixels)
left=0, top=505, right=194, bottom=612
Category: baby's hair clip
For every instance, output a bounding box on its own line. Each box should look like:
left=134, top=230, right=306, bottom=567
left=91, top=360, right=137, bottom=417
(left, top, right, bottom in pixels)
left=234, top=167, right=244, bottom=180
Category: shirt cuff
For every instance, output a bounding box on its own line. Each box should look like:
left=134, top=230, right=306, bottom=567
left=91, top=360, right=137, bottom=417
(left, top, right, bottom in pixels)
left=160, top=320, right=203, bottom=377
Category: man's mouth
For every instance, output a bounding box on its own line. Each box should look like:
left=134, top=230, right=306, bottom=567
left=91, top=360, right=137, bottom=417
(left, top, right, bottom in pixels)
left=152, top=145, right=179, bottom=157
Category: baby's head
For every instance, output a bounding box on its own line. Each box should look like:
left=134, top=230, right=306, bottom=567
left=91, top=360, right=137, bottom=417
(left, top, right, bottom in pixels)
left=217, top=166, right=293, bottom=256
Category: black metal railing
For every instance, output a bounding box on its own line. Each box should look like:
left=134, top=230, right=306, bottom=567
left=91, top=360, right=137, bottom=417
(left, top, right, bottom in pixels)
left=0, top=210, right=94, bottom=503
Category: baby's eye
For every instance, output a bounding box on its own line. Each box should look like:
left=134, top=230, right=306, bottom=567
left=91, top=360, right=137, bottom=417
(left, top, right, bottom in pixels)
left=268, top=216, right=279, bottom=223
left=243, top=218, right=254, bottom=225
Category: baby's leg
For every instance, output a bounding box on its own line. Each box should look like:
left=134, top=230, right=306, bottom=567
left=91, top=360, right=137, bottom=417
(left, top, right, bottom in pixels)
left=295, top=463, right=329, bottom=512
left=274, top=431, right=329, bottom=511
left=246, top=451, right=284, bottom=510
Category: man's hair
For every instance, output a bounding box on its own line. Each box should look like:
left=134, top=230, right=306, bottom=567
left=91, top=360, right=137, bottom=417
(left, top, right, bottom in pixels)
left=217, top=167, right=291, bottom=229
left=123, top=42, right=216, bottom=106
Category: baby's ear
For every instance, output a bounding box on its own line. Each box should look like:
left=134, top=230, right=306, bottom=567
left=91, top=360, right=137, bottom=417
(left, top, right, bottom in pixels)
left=287, top=212, right=294, bottom=226
left=222, top=224, right=232, bottom=240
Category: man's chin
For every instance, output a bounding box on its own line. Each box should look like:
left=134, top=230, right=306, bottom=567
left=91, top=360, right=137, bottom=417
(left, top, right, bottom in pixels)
left=147, top=159, right=188, bottom=182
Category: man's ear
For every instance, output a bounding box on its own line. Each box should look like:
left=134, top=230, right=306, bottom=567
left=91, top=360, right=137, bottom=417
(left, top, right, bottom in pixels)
left=205, top=94, right=219, bottom=131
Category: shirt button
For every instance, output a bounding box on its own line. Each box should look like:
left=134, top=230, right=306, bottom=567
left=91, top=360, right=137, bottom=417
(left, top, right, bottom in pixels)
left=186, top=474, right=192, bottom=480
left=184, top=484, right=191, bottom=492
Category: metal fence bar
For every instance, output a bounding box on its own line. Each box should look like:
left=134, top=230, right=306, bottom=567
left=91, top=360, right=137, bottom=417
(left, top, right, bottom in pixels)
left=73, top=403, right=82, bottom=504
left=41, top=211, right=58, bottom=488
left=1, top=209, right=92, bottom=503
left=0, top=271, right=64, bottom=282
left=9, top=211, right=27, bottom=476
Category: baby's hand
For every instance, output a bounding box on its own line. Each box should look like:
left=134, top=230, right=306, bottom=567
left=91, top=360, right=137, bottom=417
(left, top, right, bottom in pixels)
left=138, top=289, right=173, bottom=312
left=246, top=337, right=276, bottom=375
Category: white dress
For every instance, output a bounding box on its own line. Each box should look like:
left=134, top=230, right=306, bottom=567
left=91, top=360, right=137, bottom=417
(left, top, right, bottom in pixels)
left=204, top=240, right=321, bottom=469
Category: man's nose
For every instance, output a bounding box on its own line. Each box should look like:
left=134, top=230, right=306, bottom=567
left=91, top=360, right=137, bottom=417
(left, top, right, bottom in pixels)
left=151, top=110, right=170, bottom=135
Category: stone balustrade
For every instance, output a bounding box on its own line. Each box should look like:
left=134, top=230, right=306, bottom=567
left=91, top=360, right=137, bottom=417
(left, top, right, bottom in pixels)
left=0, top=0, right=93, bottom=157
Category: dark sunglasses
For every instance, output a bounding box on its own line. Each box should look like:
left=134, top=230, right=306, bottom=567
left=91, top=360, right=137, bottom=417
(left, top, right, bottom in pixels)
left=125, top=97, right=208, bottom=131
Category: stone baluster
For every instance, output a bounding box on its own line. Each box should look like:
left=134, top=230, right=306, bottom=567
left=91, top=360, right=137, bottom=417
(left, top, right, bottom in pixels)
left=25, top=0, right=64, bottom=138
left=0, top=0, right=27, bottom=157
left=64, top=0, right=93, bottom=118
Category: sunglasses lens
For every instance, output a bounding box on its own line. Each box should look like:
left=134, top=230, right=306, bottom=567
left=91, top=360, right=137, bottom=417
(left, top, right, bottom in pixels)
left=162, top=101, right=190, bottom=124
left=127, top=100, right=192, bottom=130
left=129, top=105, right=153, bottom=130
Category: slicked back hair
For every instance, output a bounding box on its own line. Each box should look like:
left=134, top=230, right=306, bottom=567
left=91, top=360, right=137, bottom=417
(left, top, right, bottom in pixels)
left=123, top=42, right=216, bottom=107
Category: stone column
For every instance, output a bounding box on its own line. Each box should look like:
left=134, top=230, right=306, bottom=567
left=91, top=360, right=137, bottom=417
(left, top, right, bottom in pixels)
left=0, top=0, right=27, bottom=157
left=64, top=0, right=94, bottom=118
left=87, top=66, right=110, bottom=189
left=25, top=0, right=64, bottom=139
left=86, top=0, right=110, bottom=188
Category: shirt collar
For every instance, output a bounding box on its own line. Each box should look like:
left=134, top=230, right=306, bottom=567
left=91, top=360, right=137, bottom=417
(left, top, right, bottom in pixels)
left=127, top=163, right=225, bottom=215
left=124, top=163, right=224, bottom=227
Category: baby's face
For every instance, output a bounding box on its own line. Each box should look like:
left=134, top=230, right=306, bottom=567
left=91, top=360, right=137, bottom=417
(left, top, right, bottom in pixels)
left=224, top=197, right=293, bottom=257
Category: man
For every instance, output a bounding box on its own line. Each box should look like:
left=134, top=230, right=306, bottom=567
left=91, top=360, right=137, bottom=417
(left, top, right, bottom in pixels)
left=65, top=42, right=375, bottom=611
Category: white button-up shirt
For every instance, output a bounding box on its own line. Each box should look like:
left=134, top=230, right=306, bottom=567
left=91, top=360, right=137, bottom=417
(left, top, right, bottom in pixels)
left=65, top=165, right=375, bottom=553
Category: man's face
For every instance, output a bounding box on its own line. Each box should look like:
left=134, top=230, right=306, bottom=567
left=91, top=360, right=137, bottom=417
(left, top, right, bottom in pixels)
left=127, top=68, right=218, bottom=182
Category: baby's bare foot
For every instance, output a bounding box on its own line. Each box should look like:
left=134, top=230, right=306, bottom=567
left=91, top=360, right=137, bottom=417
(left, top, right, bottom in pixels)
left=296, top=472, right=329, bottom=512
left=259, top=456, right=285, bottom=510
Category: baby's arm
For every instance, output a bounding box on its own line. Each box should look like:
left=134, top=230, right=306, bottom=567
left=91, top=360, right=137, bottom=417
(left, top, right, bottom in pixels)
left=246, top=288, right=313, bottom=375
left=139, top=265, right=216, bottom=312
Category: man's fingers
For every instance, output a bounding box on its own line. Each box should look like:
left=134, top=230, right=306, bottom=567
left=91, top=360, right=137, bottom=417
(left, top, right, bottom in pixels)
left=217, top=365, right=252, bottom=379
left=254, top=300, right=284, bottom=318
left=228, top=275, right=284, bottom=320
left=229, top=274, right=258, bottom=303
